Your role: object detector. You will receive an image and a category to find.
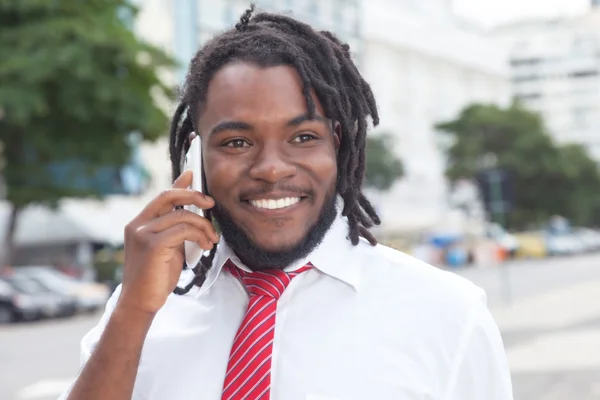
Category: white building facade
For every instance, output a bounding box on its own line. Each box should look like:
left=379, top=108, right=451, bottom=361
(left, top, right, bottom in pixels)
left=362, top=0, right=511, bottom=234
left=493, top=5, right=600, bottom=160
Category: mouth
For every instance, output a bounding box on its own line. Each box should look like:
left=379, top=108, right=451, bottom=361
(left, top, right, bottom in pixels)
left=242, top=195, right=308, bottom=216
left=246, top=196, right=305, bottom=210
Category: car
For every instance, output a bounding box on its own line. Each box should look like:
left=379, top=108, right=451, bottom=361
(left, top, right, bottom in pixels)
left=15, top=266, right=110, bottom=313
left=546, top=233, right=585, bottom=256
left=3, top=273, right=77, bottom=319
left=0, top=276, right=46, bottom=322
left=574, top=228, right=600, bottom=253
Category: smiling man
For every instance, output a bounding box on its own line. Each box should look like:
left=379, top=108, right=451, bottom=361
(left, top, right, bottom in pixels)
left=61, top=6, right=513, bottom=400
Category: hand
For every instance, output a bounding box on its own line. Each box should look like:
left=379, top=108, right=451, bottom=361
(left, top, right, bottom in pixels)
left=118, top=170, right=219, bottom=315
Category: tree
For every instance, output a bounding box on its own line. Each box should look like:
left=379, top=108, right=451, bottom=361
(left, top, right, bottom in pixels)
left=0, top=0, right=176, bottom=265
left=364, top=133, right=404, bottom=191
left=436, top=102, right=600, bottom=229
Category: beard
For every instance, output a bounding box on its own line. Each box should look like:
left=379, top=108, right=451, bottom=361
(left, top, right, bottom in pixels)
left=211, top=190, right=338, bottom=271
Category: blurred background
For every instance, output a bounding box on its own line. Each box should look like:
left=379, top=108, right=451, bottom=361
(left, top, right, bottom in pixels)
left=1, top=0, right=600, bottom=399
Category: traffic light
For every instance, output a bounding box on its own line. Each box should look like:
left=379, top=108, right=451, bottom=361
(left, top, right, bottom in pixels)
left=476, top=168, right=515, bottom=216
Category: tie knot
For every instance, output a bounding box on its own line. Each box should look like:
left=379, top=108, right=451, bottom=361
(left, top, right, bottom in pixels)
left=225, top=260, right=312, bottom=299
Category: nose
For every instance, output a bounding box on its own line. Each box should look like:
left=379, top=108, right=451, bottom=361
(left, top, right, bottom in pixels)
left=248, top=145, right=297, bottom=184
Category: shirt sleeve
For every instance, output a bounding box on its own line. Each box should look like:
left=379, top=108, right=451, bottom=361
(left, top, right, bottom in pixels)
left=56, top=285, right=122, bottom=400
left=444, top=291, right=514, bottom=400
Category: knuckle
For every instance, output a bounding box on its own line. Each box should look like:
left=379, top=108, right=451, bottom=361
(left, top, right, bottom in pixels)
left=132, top=225, right=152, bottom=245
left=159, top=189, right=172, bottom=199
left=177, top=222, right=188, bottom=232
left=173, top=208, right=188, bottom=220
left=124, top=222, right=136, bottom=237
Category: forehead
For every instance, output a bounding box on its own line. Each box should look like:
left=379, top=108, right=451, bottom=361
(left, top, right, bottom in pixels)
left=198, top=62, right=318, bottom=128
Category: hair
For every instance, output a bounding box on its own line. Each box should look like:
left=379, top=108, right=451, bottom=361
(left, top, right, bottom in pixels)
left=170, top=4, right=381, bottom=295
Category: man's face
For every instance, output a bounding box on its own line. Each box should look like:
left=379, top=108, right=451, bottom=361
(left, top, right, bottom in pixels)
left=197, top=62, right=340, bottom=269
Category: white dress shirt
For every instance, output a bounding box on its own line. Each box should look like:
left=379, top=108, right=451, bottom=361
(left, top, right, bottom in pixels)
left=60, top=213, right=513, bottom=400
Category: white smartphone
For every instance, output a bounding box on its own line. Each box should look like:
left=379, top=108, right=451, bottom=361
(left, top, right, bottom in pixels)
left=183, top=134, right=205, bottom=268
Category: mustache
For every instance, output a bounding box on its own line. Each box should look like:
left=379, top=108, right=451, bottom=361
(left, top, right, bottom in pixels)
left=239, top=184, right=315, bottom=199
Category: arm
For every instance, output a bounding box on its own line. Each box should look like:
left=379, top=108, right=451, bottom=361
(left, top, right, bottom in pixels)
left=444, top=293, right=514, bottom=400
left=59, top=170, right=218, bottom=400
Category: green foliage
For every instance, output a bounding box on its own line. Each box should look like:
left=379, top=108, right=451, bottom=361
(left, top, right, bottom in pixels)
left=437, top=102, right=600, bottom=229
left=0, top=0, right=176, bottom=208
left=364, top=133, right=404, bottom=191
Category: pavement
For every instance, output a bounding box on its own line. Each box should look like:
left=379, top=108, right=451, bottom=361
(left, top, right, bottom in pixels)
left=1, top=254, right=600, bottom=400
left=455, top=254, right=600, bottom=400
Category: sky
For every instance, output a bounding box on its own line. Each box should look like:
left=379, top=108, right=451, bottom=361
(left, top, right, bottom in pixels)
left=453, top=0, right=591, bottom=27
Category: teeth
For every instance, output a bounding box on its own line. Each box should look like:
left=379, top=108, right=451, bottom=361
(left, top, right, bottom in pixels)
left=250, top=197, right=301, bottom=210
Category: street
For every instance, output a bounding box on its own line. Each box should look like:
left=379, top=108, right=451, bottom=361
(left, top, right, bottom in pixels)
left=1, top=254, right=600, bottom=400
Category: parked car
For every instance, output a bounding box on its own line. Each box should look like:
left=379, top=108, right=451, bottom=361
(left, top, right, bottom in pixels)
left=0, top=276, right=47, bottom=322
left=15, top=266, right=110, bottom=313
left=514, top=231, right=547, bottom=259
left=573, top=228, right=600, bottom=253
left=546, top=233, right=585, bottom=256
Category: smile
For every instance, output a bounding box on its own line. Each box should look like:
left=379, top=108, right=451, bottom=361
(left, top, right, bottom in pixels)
left=249, top=197, right=301, bottom=210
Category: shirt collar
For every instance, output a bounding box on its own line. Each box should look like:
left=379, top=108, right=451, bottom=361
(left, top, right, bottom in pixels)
left=198, top=197, right=362, bottom=294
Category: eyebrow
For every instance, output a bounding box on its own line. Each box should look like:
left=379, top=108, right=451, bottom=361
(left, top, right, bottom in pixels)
left=286, top=114, right=327, bottom=126
left=209, top=121, right=253, bottom=136
left=208, top=114, right=327, bottom=136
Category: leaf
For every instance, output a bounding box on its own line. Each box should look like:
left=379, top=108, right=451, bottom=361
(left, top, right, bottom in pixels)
left=436, top=102, right=600, bottom=229
left=364, top=133, right=404, bottom=191
left=0, top=0, right=176, bottom=262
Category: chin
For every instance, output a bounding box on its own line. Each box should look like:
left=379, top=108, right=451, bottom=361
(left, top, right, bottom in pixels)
left=212, top=196, right=337, bottom=270
left=249, top=233, right=305, bottom=253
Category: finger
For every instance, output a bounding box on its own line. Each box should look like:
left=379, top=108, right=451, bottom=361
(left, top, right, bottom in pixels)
left=134, top=188, right=215, bottom=223
left=152, top=223, right=215, bottom=251
left=159, top=170, right=208, bottom=216
left=154, top=191, right=215, bottom=218
left=173, top=169, right=193, bottom=189
left=145, top=209, right=220, bottom=243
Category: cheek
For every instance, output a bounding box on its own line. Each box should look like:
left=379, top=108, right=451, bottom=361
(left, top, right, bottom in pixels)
left=204, top=156, right=241, bottom=199
left=303, top=152, right=338, bottom=189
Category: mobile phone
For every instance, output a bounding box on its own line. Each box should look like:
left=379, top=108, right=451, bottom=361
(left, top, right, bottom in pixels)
left=183, top=134, right=205, bottom=267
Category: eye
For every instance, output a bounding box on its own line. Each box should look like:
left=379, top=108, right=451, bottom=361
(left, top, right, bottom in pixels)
left=224, top=139, right=249, bottom=148
left=291, top=133, right=317, bottom=143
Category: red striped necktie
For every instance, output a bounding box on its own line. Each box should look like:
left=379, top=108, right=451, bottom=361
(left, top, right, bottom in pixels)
left=222, top=259, right=313, bottom=400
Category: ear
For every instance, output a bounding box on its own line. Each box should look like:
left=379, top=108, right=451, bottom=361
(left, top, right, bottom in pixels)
left=333, top=121, right=342, bottom=153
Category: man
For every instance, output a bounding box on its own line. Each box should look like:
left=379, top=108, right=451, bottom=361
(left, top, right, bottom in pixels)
left=62, top=6, right=513, bottom=400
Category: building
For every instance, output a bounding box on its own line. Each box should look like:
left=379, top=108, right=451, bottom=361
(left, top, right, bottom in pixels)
left=134, top=0, right=362, bottom=82
left=194, top=0, right=363, bottom=66
left=362, top=0, right=511, bottom=234
left=493, top=3, right=600, bottom=159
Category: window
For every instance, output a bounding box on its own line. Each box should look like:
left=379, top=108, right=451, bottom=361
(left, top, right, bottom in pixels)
left=510, top=58, right=542, bottom=67
left=512, top=74, right=542, bottom=82
left=516, top=93, right=541, bottom=100
left=570, top=70, right=598, bottom=78
left=573, top=107, right=589, bottom=128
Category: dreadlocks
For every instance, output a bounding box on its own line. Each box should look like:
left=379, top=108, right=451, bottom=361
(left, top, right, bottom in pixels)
left=170, top=5, right=381, bottom=295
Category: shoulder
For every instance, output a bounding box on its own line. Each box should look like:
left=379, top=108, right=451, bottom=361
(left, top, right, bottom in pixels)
left=352, top=239, right=486, bottom=316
